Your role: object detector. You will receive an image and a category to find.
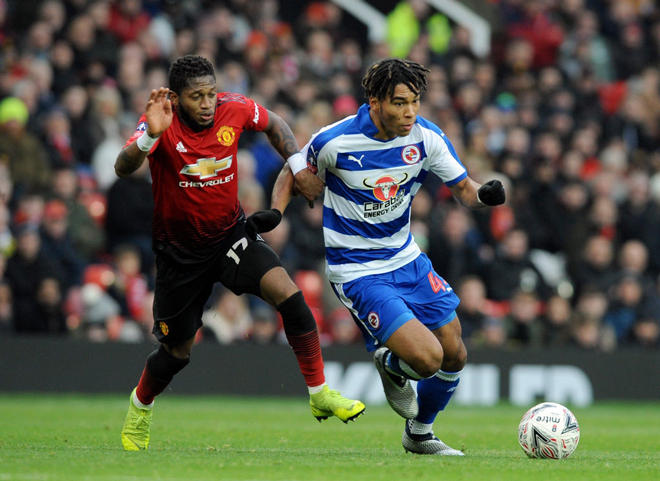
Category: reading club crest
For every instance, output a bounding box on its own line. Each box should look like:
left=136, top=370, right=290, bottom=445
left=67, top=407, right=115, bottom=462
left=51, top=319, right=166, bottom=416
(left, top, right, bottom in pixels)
left=401, top=145, right=421, bottom=164
left=367, top=311, right=380, bottom=329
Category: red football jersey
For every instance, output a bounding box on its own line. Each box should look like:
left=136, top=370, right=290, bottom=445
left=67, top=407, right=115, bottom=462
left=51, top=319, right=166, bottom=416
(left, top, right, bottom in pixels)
left=125, top=93, right=269, bottom=256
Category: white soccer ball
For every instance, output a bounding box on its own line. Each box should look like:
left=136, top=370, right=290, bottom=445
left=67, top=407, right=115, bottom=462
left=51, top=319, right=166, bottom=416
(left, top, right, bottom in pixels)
left=517, top=402, right=580, bottom=459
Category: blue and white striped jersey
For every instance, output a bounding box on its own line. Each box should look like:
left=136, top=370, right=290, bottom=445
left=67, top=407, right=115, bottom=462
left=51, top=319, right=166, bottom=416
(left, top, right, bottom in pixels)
left=302, top=103, right=467, bottom=284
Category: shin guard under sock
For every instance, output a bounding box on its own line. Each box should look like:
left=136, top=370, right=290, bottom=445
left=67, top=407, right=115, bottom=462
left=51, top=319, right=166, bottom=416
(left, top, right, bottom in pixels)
left=385, top=350, right=426, bottom=381
left=136, top=345, right=190, bottom=405
left=415, top=370, right=461, bottom=425
left=277, top=291, right=325, bottom=387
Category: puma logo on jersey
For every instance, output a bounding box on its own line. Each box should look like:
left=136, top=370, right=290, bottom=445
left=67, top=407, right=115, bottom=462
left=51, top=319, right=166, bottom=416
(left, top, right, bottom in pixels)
left=348, top=154, right=364, bottom=167
left=176, top=142, right=187, bottom=153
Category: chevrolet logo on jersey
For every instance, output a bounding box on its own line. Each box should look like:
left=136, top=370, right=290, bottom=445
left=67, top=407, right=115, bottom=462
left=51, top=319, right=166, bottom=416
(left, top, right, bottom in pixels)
left=180, top=156, right=232, bottom=179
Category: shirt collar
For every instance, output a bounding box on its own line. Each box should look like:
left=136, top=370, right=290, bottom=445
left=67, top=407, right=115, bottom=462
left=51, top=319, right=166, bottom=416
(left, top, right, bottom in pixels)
left=355, top=103, right=381, bottom=138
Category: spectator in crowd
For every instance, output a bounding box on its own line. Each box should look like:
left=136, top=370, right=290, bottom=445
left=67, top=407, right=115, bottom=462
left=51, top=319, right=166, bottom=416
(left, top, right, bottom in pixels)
left=604, top=274, right=659, bottom=343
left=570, top=287, right=616, bottom=351
left=34, top=277, right=67, bottom=336
left=4, top=223, right=63, bottom=334
left=104, top=160, right=154, bottom=274
left=286, top=197, right=325, bottom=272
left=78, top=281, right=122, bottom=343
left=569, top=235, right=619, bottom=299
left=92, top=118, right=136, bottom=193
left=325, top=307, right=361, bottom=345
left=386, top=0, right=452, bottom=59
left=0, top=97, right=51, bottom=197
left=629, top=316, right=660, bottom=349
left=454, top=275, right=493, bottom=343
left=541, top=293, right=573, bottom=347
left=59, top=85, right=101, bottom=164
left=617, top=170, right=660, bottom=275
left=548, top=180, right=592, bottom=263
left=247, top=301, right=282, bottom=345
left=49, top=165, right=105, bottom=262
left=106, top=243, right=149, bottom=323
left=503, top=289, right=543, bottom=348
left=617, top=240, right=656, bottom=293
left=39, top=199, right=85, bottom=292
left=484, top=228, right=549, bottom=303
left=200, top=288, right=253, bottom=344
left=49, top=39, right=79, bottom=100
left=42, top=108, right=77, bottom=167
left=427, top=205, right=483, bottom=288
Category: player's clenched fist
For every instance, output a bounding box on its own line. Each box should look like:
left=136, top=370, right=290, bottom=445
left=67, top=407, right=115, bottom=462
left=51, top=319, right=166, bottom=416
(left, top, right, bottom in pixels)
left=477, top=180, right=506, bottom=206
left=245, top=209, right=283, bottom=240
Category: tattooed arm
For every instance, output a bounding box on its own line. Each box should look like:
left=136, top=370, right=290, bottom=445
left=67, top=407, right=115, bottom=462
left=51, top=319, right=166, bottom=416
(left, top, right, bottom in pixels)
left=264, top=110, right=323, bottom=202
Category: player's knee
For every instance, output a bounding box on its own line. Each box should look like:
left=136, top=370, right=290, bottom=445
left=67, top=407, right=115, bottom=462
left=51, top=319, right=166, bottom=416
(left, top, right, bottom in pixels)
left=442, top=343, right=467, bottom=372
left=410, top=349, right=444, bottom=378
left=163, top=337, right=194, bottom=360
left=260, top=267, right=298, bottom=306
left=147, top=344, right=191, bottom=384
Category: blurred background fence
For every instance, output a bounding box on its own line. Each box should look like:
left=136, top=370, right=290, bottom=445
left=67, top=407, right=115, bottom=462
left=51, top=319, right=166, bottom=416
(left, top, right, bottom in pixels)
left=1, top=337, right=656, bottom=406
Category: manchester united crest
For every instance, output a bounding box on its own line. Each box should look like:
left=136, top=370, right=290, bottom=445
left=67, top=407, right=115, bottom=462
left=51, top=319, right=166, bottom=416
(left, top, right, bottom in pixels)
left=159, top=322, right=169, bottom=336
left=217, top=126, right=235, bottom=146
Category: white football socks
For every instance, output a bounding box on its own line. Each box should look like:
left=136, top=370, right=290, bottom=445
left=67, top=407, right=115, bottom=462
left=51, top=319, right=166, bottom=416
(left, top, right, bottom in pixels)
left=308, top=383, right=327, bottom=395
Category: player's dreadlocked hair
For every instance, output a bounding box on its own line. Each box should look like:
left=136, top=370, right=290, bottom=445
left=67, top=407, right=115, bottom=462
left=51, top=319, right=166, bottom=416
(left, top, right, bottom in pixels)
left=168, top=55, right=216, bottom=95
left=361, top=58, right=430, bottom=101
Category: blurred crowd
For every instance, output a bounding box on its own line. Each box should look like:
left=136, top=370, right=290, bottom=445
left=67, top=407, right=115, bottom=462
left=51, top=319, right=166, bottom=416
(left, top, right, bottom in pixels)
left=1, top=0, right=659, bottom=351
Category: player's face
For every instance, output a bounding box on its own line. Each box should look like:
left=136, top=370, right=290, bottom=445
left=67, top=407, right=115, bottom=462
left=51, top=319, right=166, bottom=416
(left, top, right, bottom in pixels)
left=369, top=83, right=420, bottom=140
left=171, top=75, right=217, bottom=131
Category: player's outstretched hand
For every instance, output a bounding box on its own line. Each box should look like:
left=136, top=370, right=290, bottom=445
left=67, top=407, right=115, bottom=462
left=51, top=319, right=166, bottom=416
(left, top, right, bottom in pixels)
left=477, top=180, right=506, bottom=206
left=294, top=168, right=325, bottom=204
left=245, top=209, right=282, bottom=240
left=144, top=87, right=173, bottom=137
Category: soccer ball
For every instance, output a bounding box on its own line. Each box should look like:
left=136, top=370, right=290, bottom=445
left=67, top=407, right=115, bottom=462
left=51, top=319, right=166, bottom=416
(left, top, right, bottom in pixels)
left=517, top=402, right=580, bottom=459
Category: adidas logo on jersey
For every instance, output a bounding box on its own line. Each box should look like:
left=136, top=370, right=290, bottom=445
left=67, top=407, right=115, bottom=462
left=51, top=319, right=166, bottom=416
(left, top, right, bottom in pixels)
left=176, top=142, right=187, bottom=153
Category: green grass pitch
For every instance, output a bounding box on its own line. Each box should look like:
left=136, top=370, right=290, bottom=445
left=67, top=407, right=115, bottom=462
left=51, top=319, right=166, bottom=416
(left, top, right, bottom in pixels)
left=0, top=394, right=658, bottom=481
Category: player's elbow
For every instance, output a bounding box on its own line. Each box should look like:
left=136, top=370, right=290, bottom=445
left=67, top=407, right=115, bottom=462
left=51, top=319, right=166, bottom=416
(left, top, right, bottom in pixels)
left=114, top=158, right=129, bottom=178
left=114, top=165, right=128, bottom=178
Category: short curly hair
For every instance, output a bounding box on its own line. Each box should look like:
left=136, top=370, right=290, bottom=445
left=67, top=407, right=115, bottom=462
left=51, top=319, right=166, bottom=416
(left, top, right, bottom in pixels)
left=168, top=55, right=216, bottom=95
left=361, top=58, right=430, bottom=101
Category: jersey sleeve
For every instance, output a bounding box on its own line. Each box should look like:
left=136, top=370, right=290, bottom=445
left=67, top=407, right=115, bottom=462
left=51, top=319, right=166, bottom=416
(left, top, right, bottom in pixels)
left=301, top=134, right=332, bottom=181
left=243, top=98, right=269, bottom=132
left=218, top=93, right=269, bottom=132
left=424, top=127, right=467, bottom=186
left=124, top=114, right=161, bottom=153
left=302, top=128, right=338, bottom=177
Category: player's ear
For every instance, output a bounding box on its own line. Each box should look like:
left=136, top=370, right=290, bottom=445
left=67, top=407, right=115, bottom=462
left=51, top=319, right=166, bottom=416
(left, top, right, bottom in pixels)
left=369, top=96, right=380, bottom=113
left=169, top=91, right=178, bottom=107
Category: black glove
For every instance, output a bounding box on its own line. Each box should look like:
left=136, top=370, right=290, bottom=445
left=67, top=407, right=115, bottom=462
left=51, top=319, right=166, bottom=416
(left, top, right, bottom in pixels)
left=477, top=180, right=506, bottom=206
left=245, top=209, right=282, bottom=240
